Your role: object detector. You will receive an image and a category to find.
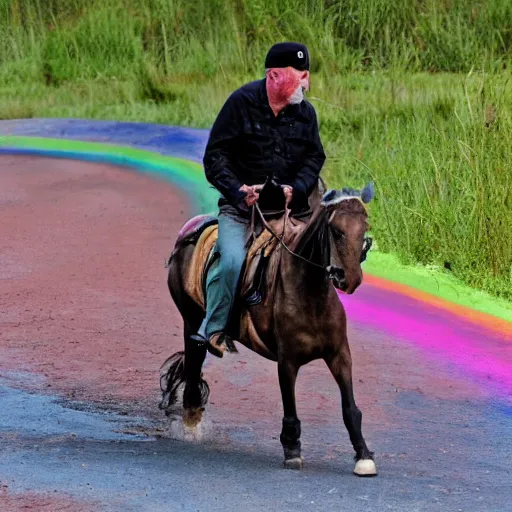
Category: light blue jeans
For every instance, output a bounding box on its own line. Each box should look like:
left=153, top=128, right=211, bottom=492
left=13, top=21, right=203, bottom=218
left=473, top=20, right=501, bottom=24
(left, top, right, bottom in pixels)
left=198, top=206, right=250, bottom=339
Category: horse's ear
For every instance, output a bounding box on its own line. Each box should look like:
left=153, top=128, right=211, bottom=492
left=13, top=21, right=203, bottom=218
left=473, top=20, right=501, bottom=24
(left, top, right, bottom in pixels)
left=321, top=189, right=339, bottom=206
left=322, top=184, right=374, bottom=207
left=361, top=182, right=375, bottom=204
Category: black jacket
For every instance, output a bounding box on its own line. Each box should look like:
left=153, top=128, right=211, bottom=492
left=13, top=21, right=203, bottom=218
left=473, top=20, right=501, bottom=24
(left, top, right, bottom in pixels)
left=203, top=79, right=326, bottom=216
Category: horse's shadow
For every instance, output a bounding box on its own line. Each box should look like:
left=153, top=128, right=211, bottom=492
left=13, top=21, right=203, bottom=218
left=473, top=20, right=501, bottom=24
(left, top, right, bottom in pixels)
left=148, top=405, right=356, bottom=478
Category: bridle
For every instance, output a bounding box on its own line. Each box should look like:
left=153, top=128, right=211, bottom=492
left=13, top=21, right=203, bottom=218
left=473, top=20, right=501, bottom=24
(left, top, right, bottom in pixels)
left=254, top=202, right=326, bottom=271
left=253, top=202, right=372, bottom=279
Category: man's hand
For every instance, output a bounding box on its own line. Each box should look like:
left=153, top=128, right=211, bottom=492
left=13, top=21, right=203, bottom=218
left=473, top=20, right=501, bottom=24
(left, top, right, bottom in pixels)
left=282, top=185, right=293, bottom=206
left=240, top=184, right=260, bottom=207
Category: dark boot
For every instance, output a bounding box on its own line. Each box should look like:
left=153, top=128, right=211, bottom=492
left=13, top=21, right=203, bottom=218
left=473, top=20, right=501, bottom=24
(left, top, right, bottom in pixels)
left=189, top=333, right=226, bottom=358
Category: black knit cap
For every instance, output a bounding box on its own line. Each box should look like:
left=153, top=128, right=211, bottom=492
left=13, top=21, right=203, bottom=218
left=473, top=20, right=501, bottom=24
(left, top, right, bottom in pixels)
left=265, top=42, right=309, bottom=71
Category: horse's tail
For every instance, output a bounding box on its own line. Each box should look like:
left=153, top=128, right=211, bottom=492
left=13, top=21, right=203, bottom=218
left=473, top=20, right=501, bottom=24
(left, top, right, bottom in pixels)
left=158, top=350, right=210, bottom=415
left=159, top=351, right=186, bottom=413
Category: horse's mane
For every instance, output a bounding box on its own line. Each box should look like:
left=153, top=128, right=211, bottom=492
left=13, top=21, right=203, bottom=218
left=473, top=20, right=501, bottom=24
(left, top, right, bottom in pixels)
left=292, top=207, right=331, bottom=268
left=291, top=193, right=368, bottom=268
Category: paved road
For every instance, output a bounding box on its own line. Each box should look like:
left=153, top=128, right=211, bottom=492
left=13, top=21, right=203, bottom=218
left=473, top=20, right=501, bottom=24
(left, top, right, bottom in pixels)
left=1, top=156, right=510, bottom=511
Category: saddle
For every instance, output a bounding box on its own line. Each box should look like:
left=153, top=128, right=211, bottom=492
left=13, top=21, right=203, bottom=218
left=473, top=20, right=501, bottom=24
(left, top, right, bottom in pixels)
left=173, top=176, right=309, bottom=312
left=181, top=215, right=296, bottom=311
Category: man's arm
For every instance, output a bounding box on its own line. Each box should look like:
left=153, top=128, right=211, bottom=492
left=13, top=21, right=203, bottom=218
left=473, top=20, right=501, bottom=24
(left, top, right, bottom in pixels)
left=203, top=92, right=248, bottom=212
left=289, top=107, right=326, bottom=205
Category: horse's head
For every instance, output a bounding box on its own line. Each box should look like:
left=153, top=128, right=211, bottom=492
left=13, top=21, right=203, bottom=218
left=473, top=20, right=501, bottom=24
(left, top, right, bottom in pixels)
left=320, top=183, right=374, bottom=294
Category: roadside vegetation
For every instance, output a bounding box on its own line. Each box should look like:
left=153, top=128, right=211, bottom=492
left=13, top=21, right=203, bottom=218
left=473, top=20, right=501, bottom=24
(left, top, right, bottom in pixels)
left=1, top=0, right=511, bottom=299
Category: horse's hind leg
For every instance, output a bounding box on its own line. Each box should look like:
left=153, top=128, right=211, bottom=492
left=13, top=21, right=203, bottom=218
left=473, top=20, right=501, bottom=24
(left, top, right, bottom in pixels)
left=278, top=360, right=303, bottom=469
left=182, top=322, right=209, bottom=427
left=164, top=248, right=210, bottom=427
left=325, top=345, right=377, bottom=477
left=159, top=321, right=209, bottom=427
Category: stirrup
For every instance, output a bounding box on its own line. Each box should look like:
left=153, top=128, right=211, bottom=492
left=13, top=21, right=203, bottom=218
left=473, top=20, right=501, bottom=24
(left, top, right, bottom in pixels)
left=189, top=333, right=207, bottom=345
left=189, top=333, right=225, bottom=358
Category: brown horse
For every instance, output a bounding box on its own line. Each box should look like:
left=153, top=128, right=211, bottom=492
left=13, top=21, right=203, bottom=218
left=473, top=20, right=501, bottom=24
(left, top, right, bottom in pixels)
left=159, top=183, right=377, bottom=476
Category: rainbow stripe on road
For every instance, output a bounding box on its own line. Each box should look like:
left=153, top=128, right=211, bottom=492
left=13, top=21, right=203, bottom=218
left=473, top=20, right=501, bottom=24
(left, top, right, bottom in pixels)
left=1, top=122, right=511, bottom=404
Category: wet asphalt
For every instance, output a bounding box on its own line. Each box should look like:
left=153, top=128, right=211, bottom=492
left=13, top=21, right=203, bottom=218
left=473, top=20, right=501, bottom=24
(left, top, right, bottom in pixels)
left=1, top=349, right=511, bottom=511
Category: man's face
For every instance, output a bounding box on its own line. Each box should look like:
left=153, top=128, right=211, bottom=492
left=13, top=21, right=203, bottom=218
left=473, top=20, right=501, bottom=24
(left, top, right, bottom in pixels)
left=267, top=67, right=310, bottom=104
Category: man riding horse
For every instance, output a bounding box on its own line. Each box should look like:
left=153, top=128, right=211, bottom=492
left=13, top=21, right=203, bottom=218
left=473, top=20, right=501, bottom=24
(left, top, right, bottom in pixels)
left=191, top=42, right=326, bottom=358
left=161, top=43, right=376, bottom=474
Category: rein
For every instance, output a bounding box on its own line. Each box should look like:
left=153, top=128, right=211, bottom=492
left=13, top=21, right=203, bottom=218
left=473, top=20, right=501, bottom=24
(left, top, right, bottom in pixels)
left=252, top=203, right=373, bottom=275
left=253, top=203, right=333, bottom=273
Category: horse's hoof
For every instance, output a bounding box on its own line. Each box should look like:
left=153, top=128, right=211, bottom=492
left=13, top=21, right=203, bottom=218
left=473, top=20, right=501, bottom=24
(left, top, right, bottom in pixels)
left=283, top=457, right=303, bottom=470
left=353, top=458, right=377, bottom=477
left=183, top=407, right=204, bottom=428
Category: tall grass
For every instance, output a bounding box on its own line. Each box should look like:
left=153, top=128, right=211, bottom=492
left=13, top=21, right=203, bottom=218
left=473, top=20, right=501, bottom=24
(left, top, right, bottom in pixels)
left=315, top=72, right=512, bottom=298
left=0, top=0, right=511, bottom=299
left=1, top=0, right=511, bottom=80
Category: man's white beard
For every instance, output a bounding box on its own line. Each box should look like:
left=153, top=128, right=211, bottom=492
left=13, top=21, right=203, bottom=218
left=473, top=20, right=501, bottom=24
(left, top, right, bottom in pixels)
left=289, top=85, right=304, bottom=105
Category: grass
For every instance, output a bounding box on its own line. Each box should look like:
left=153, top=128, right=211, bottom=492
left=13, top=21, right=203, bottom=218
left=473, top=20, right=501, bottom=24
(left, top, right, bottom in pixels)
left=0, top=0, right=511, bottom=300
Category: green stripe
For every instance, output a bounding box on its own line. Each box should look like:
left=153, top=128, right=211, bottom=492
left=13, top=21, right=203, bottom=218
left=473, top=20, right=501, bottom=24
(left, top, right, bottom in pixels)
left=0, top=135, right=219, bottom=212
left=364, top=252, right=512, bottom=322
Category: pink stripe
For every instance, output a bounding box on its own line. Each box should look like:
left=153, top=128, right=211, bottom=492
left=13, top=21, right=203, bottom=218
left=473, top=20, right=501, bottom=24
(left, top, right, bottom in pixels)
left=340, top=287, right=512, bottom=403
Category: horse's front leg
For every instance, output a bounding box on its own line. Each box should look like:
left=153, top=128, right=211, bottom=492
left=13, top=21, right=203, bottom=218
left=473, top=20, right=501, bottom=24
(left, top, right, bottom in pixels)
left=325, top=344, right=377, bottom=477
left=278, top=360, right=303, bottom=469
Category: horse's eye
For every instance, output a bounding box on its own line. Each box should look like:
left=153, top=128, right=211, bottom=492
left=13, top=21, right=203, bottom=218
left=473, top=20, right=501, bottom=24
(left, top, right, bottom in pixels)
left=331, top=228, right=344, bottom=240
